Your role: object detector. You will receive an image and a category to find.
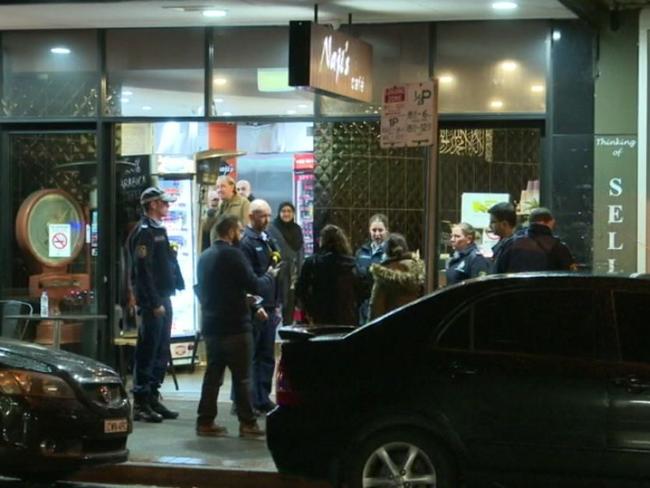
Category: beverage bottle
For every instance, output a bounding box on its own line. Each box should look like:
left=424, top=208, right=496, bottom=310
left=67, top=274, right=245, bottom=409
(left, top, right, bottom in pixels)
left=40, top=290, right=49, bottom=317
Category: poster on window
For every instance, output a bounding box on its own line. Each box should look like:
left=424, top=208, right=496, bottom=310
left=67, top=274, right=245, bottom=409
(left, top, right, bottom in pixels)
left=48, top=223, right=72, bottom=258
left=380, top=81, right=438, bottom=148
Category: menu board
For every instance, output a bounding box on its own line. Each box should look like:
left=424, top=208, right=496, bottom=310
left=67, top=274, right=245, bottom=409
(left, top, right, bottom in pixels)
left=380, top=81, right=438, bottom=148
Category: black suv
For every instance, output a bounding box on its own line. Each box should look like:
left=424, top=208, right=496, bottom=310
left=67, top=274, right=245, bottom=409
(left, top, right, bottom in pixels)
left=267, top=274, right=650, bottom=487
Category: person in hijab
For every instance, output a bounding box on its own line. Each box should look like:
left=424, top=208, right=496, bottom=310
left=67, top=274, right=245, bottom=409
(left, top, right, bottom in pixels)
left=267, top=202, right=304, bottom=324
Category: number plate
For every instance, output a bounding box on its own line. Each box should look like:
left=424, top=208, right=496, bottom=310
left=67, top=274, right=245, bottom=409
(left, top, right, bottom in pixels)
left=104, top=418, right=128, bottom=433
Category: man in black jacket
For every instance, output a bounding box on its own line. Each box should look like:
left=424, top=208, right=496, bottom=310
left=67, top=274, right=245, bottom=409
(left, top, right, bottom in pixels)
left=195, top=214, right=277, bottom=438
left=239, top=199, right=282, bottom=413
left=495, top=207, right=577, bottom=273
left=128, top=187, right=185, bottom=423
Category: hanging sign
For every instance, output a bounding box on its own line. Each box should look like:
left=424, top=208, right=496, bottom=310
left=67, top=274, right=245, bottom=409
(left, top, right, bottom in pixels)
left=48, top=223, right=72, bottom=258
left=380, top=81, right=438, bottom=148
left=289, top=20, right=373, bottom=103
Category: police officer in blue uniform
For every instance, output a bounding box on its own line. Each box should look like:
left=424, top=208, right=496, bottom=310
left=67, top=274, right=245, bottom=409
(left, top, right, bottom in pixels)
left=128, top=187, right=185, bottom=422
left=446, top=222, right=490, bottom=285
left=355, top=214, right=388, bottom=324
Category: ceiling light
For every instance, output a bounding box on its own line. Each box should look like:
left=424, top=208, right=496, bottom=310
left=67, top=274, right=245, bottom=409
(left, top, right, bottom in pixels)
left=492, top=2, right=518, bottom=10
left=214, top=78, right=227, bottom=86
left=531, top=84, right=545, bottom=93
left=142, top=106, right=152, bottom=111
left=297, top=104, right=309, bottom=109
left=214, top=98, right=224, bottom=103
left=439, top=74, right=455, bottom=84
left=202, top=9, right=227, bottom=18
left=121, top=90, right=133, bottom=96
left=500, top=60, right=518, bottom=71
left=552, top=30, right=562, bottom=41
left=121, top=98, right=130, bottom=103
left=490, top=100, right=504, bottom=109
left=50, top=46, right=71, bottom=55
left=222, top=111, right=232, bottom=116
left=287, top=110, right=297, bottom=115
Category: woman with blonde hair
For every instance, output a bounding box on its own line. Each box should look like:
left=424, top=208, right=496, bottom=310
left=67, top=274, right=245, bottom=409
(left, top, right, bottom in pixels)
left=446, top=222, right=490, bottom=285
left=368, top=233, right=425, bottom=320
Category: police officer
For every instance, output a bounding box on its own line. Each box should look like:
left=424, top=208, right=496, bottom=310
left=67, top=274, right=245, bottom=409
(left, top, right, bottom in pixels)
left=494, top=207, right=577, bottom=273
left=128, top=187, right=185, bottom=422
left=446, top=222, right=490, bottom=285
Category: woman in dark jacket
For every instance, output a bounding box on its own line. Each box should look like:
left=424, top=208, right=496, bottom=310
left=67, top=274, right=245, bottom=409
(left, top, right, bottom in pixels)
left=267, top=201, right=304, bottom=324
left=368, top=233, right=425, bottom=321
left=446, top=222, right=490, bottom=285
left=295, top=224, right=361, bottom=326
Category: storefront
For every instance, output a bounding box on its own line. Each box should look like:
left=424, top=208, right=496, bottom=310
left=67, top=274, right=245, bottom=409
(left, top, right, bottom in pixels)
left=0, top=19, right=592, bottom=364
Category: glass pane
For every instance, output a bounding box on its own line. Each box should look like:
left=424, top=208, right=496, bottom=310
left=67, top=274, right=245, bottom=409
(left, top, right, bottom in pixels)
left=435, top=21, right=548, bottom=114
left=3, top=131, right=102, bottom=358
left=213, top=27, right=314, bottom=116
left=614, top=292, right=650, bottom=363
left=106, top=29, right=204, bottom=117
left=1, top=31, right=98, bottom=117
left=320, top=23, right=430, bottom=116
left=474, top=290, right=597, bottom=358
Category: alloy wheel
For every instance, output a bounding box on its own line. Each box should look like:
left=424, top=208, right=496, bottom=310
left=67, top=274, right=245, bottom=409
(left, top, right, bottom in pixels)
left=361, top=441, right=437, bottom=487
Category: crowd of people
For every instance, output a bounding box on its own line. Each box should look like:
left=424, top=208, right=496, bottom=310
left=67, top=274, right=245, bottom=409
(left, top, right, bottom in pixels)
left=126, top=179, right=577, bottom=438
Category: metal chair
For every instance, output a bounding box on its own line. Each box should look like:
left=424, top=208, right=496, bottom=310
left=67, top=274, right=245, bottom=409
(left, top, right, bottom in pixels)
left=0, top=300, right=34, bottom=340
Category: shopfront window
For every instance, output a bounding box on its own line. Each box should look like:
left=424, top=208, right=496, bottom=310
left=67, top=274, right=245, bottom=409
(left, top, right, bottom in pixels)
left=320, top=23, right=430, bottom=116
left=213, top=27, right=314, bottom=117
left=1, top=30, right=98, bottom=117
left=2, top=130, right=102, bottom=357
left=435, top=21, right=548, bottom=114
left=106, top=29, right=204, bottom=117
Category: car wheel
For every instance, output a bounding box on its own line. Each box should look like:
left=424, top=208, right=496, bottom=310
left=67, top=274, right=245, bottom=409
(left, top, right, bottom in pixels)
left=346, top=428, right=456, bottom=488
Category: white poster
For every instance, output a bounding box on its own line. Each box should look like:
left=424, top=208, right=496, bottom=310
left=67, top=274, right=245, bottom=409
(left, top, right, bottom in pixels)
left=48, top=223, right=72, bottom=258
left=380, top=81, right=437, bottom=148
left=461, top=193, right=511, bottom=229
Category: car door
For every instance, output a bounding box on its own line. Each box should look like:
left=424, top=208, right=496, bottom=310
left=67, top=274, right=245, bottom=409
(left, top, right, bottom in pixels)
left=434, top=287, right=609, bottom=476
left=604, top=290, right=650, bottom=477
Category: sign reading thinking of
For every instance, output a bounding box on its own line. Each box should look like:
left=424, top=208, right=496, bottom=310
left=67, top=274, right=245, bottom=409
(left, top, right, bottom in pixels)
left=289, top=21, right=373, bottom=104
left=380, top=81, right=438, bottom=148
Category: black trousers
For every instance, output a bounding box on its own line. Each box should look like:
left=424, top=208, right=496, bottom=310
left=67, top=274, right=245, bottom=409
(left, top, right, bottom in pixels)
left=197, top=332, right=256, bottom=425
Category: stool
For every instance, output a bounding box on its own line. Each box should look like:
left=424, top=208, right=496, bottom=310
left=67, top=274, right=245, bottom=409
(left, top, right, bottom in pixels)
left=114, top=332, right=179, bottom=390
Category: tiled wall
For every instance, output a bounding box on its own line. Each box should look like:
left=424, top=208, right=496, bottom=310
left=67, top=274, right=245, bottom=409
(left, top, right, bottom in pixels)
left=313, top=123, right=541, bottom=255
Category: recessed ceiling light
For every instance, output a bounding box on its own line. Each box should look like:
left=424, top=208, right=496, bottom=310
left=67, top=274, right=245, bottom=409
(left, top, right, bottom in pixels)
left=531, top=84, right=545, bottom=93
left=552, top=30, right=562, bottom=41
left=500, top=60, right=518, bottom=71
left=287, top=109, right=297, bottom=115
left=142, top=105, right=152, bottom=111
left=202, top=9, right=227, bottom=18
left=439, top=74, right=455, bottom=84
left=222, top=111, right=232, bottom=116
left=121, top=90, right=133, bottom=96
left=50, top=46, right=71, bottom=55
left=492, top=2, right=518, bottom=10
left=214, top=78, right=227, bottom=86
left=121, top=98, right=130, bottom=103
left=297, top=104, right=309, bottom=109
left=214, top=98, right=224, bottom=103
left=490, top=100, right=504, bottom=109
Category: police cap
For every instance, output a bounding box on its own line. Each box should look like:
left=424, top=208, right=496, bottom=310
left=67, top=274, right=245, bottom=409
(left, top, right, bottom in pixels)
left=140, top=187, right=176, bottom=205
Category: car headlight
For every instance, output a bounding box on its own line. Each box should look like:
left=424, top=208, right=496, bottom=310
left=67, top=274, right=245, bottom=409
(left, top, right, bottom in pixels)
left=0, top=370, right=76, bottom=399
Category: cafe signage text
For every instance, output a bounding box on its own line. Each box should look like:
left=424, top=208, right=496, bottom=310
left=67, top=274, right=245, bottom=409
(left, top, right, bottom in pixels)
left=289, top=21, right=373, bottom=103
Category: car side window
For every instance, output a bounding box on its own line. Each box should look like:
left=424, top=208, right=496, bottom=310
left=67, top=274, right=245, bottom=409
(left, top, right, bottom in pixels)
left=473, top=289, right=598, bottom=359
left=613, top=291, right=650, bottom=363
left=437, top=307, right=471, bottom=349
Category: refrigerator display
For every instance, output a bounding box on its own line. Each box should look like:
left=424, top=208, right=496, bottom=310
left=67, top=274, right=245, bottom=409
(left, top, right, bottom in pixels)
left=158, top=179, right=197, bottom=339
left=293, top=153, right=315, bottom=255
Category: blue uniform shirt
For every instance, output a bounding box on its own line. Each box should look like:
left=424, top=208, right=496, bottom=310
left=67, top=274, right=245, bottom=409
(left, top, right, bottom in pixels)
left=446, top=243, right=490, bottom=285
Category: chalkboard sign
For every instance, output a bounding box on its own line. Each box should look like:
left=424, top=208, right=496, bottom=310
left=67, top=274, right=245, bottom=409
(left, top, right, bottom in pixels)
left=118, top=155, right=151, bottom=223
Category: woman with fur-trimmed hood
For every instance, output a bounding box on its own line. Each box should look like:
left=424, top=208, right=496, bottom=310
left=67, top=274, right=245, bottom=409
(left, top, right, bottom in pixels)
left=368, top=233, right=425, bottom=321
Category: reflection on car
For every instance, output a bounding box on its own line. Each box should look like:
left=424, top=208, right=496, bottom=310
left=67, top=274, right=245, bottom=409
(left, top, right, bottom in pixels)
left=267, top=273, right=650, bottom=487
left=0, top=339, right=131, bottom=481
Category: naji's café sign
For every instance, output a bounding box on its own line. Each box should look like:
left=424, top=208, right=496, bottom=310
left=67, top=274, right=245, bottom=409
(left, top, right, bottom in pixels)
left=289, top=20, right=373, bottom=103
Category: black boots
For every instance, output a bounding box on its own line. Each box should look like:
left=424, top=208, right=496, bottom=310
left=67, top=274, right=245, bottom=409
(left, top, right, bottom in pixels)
left=133, top=399, right=163, bottom=423
left=150, top=391, right=179, bottom=420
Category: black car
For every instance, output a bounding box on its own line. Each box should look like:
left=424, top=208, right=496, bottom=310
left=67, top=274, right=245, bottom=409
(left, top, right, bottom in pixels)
left=0, top=339, right=131, bottom=481
left=268, top=273, right=650, bottom=487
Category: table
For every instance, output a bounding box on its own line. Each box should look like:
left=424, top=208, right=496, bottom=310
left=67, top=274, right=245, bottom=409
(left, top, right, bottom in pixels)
left=4, top=314, right=107, bottom=349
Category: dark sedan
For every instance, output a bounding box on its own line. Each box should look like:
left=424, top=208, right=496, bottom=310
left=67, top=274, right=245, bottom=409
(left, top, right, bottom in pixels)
left=267, top=273, right=650, bottom=487
left=0, top=339, right=131, bottom=481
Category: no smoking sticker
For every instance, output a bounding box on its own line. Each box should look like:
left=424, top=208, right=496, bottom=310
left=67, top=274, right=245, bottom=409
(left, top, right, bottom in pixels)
left=48, top=224, right=71, bottom=258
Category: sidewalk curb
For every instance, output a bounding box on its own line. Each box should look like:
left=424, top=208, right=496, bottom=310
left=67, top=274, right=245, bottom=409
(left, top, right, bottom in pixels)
left=70, top=462, right=332, bottom=488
